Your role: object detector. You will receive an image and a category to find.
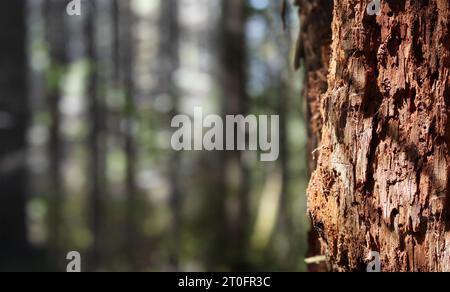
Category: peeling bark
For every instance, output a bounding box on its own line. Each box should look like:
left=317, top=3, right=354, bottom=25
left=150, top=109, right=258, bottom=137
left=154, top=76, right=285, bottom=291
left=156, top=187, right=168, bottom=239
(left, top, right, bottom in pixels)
left=307, top=0, right=450, bottom=271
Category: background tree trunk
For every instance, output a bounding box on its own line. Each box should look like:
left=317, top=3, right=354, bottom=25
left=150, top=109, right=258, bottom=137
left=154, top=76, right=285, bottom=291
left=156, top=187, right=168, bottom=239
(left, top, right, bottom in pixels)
left=159, top=0, right=182, bottom=271
left=220, top=0, right=251, bottom=271
left=307, top=0, right=450, bottom=271
left=45, top=0, right=67, bottom=266
left=86, top=0, right=107, bottom=269
left=119, top=0, right=140, bottom=271
left=0, top=0, right=30, bottom=270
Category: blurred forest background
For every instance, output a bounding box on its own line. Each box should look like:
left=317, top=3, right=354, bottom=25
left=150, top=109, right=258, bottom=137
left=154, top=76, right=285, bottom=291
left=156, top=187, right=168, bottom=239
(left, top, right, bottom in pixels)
left=0, top=0, right=310, bottom=272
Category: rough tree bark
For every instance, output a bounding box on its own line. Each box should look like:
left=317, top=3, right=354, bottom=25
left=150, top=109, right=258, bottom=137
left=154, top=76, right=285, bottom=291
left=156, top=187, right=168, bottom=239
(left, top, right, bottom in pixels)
left=306, top=0, right=450, bottom=271
left=295, top=0, right=333, bottom=272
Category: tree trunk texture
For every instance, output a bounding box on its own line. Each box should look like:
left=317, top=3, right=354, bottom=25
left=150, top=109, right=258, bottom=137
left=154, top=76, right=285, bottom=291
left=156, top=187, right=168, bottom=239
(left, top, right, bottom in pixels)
left=306, top=0, right=450, bottom=271
left=296, top=0, right=333, bottom=272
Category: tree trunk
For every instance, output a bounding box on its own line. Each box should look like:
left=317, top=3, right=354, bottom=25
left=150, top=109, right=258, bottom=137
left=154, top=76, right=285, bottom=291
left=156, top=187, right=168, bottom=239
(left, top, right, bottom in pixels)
left=115, top=0, right=140, bottom=270
left=159, top=0, right=182, bottom=270
left=296, top=0, right=333, bottom=272
left=220, top=0, right=251, bottom=271
left=306, top=0, right=450, bottom=272
left=45, top=0, right=67, bottom=264
left=0, top=0, right=30, bottom=270
left=86, top=0, right=106, bottom=269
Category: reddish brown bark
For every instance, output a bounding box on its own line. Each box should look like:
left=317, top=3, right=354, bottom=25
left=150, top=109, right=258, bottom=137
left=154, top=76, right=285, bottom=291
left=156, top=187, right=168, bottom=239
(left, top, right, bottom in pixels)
left=307, top=0, right=450, bottom=272
left=297, top=0, right=333, bottom=173
left=296, top=0, right=333, bottom=272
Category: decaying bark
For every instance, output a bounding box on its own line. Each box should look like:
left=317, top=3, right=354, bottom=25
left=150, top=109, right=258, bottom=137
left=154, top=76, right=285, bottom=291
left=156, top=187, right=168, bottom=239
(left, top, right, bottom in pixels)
left=297, top=0, right=333, bottom=173
left=296, top=0, right=333, bottom=272
left=306, top=0, right=450, bottom=271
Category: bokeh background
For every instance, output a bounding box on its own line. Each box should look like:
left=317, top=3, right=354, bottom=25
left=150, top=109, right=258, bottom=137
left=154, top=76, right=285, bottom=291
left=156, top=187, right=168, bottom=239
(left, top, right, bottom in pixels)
left=0, top=0, right=310, bottom=272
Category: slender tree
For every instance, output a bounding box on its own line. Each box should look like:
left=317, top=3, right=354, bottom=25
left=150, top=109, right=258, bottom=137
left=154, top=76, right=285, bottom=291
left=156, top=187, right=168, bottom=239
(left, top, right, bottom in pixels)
left=272, top=0, right=295, bottom=266
left=220, top=0, right=251, bottom=270
left=44, top=0, right=68, bottom=265
left=158, top=0, right=181, bottom=270
left=113, top=0, right=140, bottom=269
left=86, top=0, right=107, bottom=269
left=0, top=0, right=30, bottom=271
